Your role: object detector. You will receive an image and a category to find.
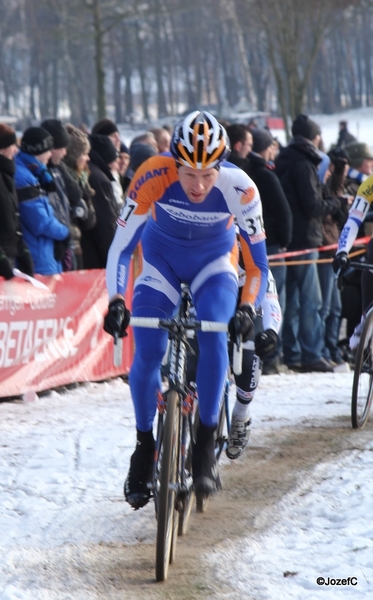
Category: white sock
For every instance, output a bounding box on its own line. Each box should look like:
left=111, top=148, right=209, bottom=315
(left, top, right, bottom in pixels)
left=232, top=401, right=251, bottom=421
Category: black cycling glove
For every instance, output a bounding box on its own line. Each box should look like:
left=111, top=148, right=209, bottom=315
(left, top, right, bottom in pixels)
left=229, top=304, right=256, bottom=343
left=332, top=252, right=349, bottom=274
left=103, top=298, right=131, bottom=338
left=255, top=329, right=278, bottom=359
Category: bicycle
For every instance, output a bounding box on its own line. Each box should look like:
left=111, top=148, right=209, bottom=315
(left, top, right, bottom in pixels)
left=341, top=261, right=373, bottom=429
left=130, top=285, right=230, bottom=582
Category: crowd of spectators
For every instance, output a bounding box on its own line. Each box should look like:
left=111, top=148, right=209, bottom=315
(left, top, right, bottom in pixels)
left=0, top=113, right=368, bottom=373
left=0, top=118, right=170, bottom=278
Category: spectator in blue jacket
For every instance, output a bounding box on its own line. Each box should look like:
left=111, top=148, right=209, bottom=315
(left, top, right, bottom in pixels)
left=15, top=127, right=69, bottom=275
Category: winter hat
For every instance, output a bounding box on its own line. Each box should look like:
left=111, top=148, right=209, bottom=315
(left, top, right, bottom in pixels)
left=291, top=114, right=321, bottom=141
left=345, top=142, right=373, bottom=168
left=120, top=141, right=130, bottom=154
left=129, top=143, right=157, bottom=172
left=89, top=134, right=118, bottom=164
left=91, top=118, right=119, bottom=137
left=64, top=123, right=90, bottom=168
left=252, top=128, right=273, bottom=153
left=317, top=151, right=331, bottom=183
left=41, top=119, right=69, bottom=149
left=0, top=123, right=17, bottom=149
left=20, top=127, right=54, bottom=155
left=328, top=147, right=349, bottom=167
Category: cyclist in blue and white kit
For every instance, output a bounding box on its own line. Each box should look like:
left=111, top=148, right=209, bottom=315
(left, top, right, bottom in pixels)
left=104, top=111, right=269, bottom=509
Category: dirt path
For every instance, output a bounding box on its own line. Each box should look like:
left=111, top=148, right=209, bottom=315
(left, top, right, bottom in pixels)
left=18, top=413, right=372, bottom=599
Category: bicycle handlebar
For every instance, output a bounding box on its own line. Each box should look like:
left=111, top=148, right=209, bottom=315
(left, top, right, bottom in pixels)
left=129, top=316, right=228, bottom=332
left=349, top=261, right=373, bottom=270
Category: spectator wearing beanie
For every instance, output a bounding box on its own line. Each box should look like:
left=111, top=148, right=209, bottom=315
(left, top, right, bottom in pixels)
left=42, top=118, right=97, bottom=271
left=83, top=134, right=118, bottom=268
left=121, top=142, right=158, bottom=193
left=244, top=128, right=292, bottom=374
left=274, top=114, right=340, bottom=373
left=91, top=118, right=121, bottom=151
left=91, top=118, right=124, bottom=211
left=14, top=127, right=69, bottom=275
left=344, top=141, right=373, bottom=196
left=41, top=118, right=75, bottom=270
left=0, top=124, right=34, bottom=280
left=63, top=124, right=97, bottom=269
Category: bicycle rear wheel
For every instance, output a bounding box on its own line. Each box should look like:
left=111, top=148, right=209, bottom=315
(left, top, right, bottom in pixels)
left=215, top=380, right=230, bottom=461
left=351, top=309, right=373, bottom=429
left=155, top=390, right=180, bottom=582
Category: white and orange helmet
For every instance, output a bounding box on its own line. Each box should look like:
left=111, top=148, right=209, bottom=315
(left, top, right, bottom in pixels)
left=171, top=111, right=230, bottom=169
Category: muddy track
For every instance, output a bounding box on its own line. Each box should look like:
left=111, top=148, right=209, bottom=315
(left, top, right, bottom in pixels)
left=19, top=414, right=372, bottom=599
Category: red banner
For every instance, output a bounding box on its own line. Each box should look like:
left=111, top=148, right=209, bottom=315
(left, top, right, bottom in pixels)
left=0, top=270, right=133, bottom=398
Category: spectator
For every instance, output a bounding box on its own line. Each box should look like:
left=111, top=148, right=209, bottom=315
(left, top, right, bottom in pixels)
left=15, top=127, right=69, bottom=275
left=41, top=118, right=75, bottom=271
left=247, top=128, right=293, bottom=373
left=117, top=141, right=130, bottom=194
left=129, top=131, right=158, bottom=153
left=122, top=139, right=158, bottom=192
left=63, top=123, right=97, bottom=269
left=336, top=120, right=356, bottom=149
left=344, top=142, right=373, bottom=196
left=91, top=118, right=123, bottom=211
left=226, top=123, right=253, bottom=167
left=317, top=150, right=351, bottom=371
left=267, top=137, right=281, bottom=170
left=83, top=134, right=118, bottom=268
left=275, top=114, right=339, bottom=372
left=327, top=148, right=366, bottom=348
left=0, top=124, right=34, bottom=279
left=149, top=127, right=172, bottom=153
left=91, top=118, right=121, bottom=151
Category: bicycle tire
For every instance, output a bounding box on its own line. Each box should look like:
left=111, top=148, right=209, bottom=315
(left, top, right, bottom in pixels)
left=155, top=390, right=180, bottom=582
left=215, top=380, right=230, bottom=461
left=178, top=415, right=194, bottom=536
left=351, top=308, right=373, bottom=429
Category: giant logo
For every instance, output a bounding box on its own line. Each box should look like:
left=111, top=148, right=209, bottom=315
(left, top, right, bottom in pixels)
left=129, top=166, right=169, bottom=200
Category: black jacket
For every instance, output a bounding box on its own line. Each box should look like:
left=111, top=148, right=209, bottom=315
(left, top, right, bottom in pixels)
left=0, top=153, right=33, bottom=275
left=245, top=152, right=292, bottom=250
left=275, top=136, right=338, bottom=251
left=83, top=151, right=118, bottom=268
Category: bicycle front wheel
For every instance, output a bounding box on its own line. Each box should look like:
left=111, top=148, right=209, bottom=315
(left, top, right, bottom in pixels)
left=351, top=309, right=373, bottom=429
left=155, top=390, right=180, bottom=582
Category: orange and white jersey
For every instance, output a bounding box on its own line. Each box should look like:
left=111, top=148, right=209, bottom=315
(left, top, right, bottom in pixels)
left=106, top=154, right=268, bottom=307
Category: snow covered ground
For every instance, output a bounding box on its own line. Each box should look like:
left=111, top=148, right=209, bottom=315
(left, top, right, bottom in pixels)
left=2, top=107, right=373, bottom=598
left=1, top=370, right=372, bottom=599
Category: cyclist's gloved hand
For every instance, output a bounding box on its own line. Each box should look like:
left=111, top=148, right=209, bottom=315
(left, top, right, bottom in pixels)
left=332, top=252, right=350, bottom=274
left=255, top=329, right=278, bottom=359
left=103, top=297, right=131, bottom=338
left=229, top=304, right=256, bottom=343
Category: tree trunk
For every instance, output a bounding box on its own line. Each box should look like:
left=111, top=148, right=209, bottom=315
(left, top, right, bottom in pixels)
left=136, top=23, right=149, bottom=121
left=92, top=0, right=106, bottom=120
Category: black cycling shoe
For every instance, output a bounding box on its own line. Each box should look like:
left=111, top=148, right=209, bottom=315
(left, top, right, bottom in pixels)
left=192, top=421, right=219, bottom=496
left=124, top=429, right=155, bottom=510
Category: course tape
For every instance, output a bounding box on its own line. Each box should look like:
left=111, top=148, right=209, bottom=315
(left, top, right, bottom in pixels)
left=268, top=236, right=370, bottom=266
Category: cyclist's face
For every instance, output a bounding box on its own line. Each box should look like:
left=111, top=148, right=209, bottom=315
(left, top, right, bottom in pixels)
left=178, top=165, right=219, bottom=203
